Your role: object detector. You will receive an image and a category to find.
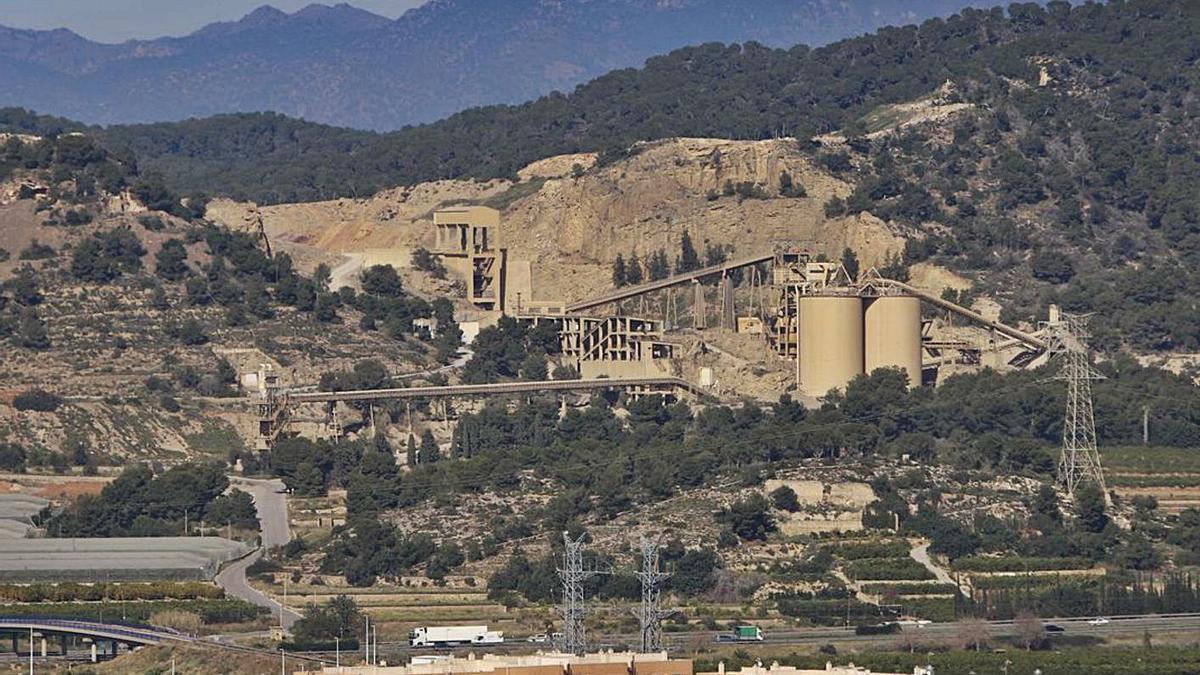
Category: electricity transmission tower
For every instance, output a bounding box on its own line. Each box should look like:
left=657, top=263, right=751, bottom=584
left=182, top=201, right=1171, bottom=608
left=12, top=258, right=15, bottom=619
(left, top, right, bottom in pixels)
left=632, top=537, right=675, bottom=653
left=1042, top=310, right=1107, bottom=495
left=557, top=532, right=600, bottom=655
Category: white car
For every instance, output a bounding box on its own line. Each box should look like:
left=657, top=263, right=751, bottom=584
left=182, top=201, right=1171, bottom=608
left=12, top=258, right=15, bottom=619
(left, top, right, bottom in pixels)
left=526, top=634, right=549, bottom=643
left=1087, top=617, right=1110, bottom=625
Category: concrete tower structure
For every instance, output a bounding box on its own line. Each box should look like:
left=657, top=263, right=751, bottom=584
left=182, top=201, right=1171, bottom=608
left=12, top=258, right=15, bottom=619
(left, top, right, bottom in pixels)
left=864, top=295, right=923, bottom=389
left=798, top=295, right=864, bottom=397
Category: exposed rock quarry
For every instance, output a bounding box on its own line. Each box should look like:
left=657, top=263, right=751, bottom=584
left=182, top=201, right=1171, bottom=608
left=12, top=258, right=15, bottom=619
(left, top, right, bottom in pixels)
left=209, top=137, right=906, bottom=305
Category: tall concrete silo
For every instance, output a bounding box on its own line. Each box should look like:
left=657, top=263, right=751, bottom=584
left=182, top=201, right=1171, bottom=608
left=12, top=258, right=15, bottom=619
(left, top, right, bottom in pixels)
left=799, top=295, right=864, bottom=397
left=864, top=295, right=923, bottom=388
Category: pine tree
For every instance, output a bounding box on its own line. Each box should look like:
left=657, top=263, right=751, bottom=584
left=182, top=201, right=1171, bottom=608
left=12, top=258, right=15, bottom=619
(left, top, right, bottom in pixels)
left=841, top=247, right=860, bottom=281
left=151, top=285, right=170, bottom=311
left=406, top=434, right=417, bottom=466
left=419, top=429, right=440, bottom=464
left=627, top=253, right=643, bottom=285
left=155, top=239, right=190, bottom=281
left=648, top=249, right=670, bottom=281
left=611, top=254, right=628, bottom=288
left=10, top=265, right=41, bottom=306
left=676, top=230, right=701, bottom=274
left=17, top=307, right=49, bottom=349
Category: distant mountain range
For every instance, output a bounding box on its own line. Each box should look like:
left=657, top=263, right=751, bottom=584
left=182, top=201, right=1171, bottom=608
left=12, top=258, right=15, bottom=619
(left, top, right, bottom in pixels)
left=0, top=0, right=993, bottom=131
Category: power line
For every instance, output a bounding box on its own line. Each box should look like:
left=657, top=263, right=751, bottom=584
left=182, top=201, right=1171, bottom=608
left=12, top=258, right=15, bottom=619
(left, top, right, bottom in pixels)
left=632, top=535, right=674, bottom=653
left=557, top=531, right=601, bottom=655
left=1043, top=311, right=1107, bottom=495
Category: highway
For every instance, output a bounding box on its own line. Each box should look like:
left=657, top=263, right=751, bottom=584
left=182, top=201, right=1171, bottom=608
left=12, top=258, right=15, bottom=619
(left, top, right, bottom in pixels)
left=702, top=613, right=1200, bottom=646
left=362, top=614, right=1200, bottom=658
left=215, top=477, right=302, bottom=629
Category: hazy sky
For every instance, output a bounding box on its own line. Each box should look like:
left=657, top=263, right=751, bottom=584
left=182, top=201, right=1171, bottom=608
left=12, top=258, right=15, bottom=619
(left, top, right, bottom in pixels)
left=0, top=0, right=428, bottom=42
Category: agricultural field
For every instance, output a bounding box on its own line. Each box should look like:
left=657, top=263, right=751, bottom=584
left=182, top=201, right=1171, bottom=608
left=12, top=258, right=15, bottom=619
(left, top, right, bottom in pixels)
left=1100, top=446, right=1200, bottom=514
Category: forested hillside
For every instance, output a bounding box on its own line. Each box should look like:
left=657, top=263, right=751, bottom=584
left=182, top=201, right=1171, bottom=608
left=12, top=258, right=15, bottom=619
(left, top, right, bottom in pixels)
left=24, top=0, right=1191, bottom=354
left=0, top=0, right=989, bottom=131
left=62, top=1, right=1195, bottom=206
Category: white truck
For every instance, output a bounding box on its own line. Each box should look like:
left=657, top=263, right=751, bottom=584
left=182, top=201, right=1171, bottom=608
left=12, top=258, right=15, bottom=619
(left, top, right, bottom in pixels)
left=409, top=625, right=505, bottom=648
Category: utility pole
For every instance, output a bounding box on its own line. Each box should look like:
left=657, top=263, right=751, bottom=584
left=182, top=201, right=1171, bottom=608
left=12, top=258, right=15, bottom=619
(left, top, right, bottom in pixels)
left=1143, top=405, right=1150, bottom=445
left=557, top=531, right=600, bottom=655
left=1042, top=310, right=1107, bottom=495
left=632, top=537, right=675, bottom=653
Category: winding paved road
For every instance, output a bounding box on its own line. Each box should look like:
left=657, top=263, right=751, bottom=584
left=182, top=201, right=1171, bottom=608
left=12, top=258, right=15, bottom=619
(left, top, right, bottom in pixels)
left=215, top=477, right=301, bottom=629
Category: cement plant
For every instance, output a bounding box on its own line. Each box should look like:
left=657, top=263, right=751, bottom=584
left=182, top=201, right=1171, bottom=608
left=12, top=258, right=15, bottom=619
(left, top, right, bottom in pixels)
left=2, top=1, right=1200, bottom=674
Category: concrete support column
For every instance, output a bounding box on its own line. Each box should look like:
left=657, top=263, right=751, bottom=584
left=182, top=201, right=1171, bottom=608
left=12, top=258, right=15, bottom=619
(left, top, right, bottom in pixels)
left=40, top=637, right=46, bottom=657
left=91, top=642, right=98, bottom=663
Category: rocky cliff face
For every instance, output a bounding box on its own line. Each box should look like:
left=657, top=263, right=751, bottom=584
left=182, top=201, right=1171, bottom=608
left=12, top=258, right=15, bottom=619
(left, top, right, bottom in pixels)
left=209, top=137, right=904, bottom=304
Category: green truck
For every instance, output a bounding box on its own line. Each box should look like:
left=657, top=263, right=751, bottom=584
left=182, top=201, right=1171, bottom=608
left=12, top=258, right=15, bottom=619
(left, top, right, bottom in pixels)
left=718, top=625, right=764, bottom=642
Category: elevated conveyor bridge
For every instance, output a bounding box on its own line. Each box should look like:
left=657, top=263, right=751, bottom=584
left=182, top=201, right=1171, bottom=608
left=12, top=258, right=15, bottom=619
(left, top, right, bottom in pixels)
left=565, top=253, right=774, bottom=313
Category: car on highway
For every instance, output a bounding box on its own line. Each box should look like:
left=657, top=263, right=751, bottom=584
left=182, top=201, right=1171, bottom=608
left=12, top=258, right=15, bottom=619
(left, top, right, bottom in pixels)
left=526, top=634, right=549, bottom=643
left=1045, top=623, right=1066, bottom=633
left=1087, top=617, right=1110, bottom=625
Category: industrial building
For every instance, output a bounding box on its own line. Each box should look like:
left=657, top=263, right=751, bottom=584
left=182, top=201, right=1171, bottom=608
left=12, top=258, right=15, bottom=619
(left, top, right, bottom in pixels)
left=701, top=662, right=928, bottom=675
left=305, top=650, right=692, bottom=675
left=252, top=209, right=1053, bottom=446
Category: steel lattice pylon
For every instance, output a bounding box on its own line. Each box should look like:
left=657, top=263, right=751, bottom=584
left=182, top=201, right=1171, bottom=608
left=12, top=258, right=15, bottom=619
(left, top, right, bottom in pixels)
left=1042, top=311, right=1107, bottom=495
left=632, top=537, right=675, bottom=653
left=557, top=532, right=598, bottom=655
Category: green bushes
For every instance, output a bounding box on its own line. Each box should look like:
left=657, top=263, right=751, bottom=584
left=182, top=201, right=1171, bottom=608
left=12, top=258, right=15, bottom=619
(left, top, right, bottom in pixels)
left=0, top=442, right=27, bottom=472
left=861, top=582, right=958, bottom=596
left=13, top=388, right=63, bottom=412
left=42, top=463, right=229, bottom=538
left=951, top=556, right=1093, bottom=573
left=827, top=540, right=910, bottom=560
left=0, top=581, right=224, bottom=603
left=69, top=228, right=146, bottom=283
left=775, top=591, right=889, bottom=626
left=898, top=596, right=957, bottom=622
left=843, top=558, right=934, bottom=581
left=0, top=599, right=263, bottom=625
left=967, top=572, right=1200, bottom=621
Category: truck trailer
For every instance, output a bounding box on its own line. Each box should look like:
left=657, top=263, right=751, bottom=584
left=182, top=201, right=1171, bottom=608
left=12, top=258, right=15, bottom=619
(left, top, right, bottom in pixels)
left=717, top=625, right=764, bottom=642
left=409, top=625, right=505, bottom=647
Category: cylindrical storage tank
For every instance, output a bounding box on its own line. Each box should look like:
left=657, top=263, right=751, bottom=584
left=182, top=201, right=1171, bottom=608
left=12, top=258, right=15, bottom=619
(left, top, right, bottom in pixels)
left=799, top=295, right=864, bottom=397
left=864, top=295, right=923, bottom=388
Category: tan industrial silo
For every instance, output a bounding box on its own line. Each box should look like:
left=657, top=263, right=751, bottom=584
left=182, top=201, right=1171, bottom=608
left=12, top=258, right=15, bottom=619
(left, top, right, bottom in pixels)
left=864, top=295, right=922, bottom=388
left=799, top=295, right=864, bottom=397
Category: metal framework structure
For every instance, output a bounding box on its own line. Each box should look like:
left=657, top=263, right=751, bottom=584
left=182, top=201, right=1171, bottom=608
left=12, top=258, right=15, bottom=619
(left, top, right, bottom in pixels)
left=632, top=537, right=674, bottom=653
left=256, top=376, right=708, bottom=448
left=557, top=532, right=600, bottom=655
left=1043, top=311, right=1107, bottom=495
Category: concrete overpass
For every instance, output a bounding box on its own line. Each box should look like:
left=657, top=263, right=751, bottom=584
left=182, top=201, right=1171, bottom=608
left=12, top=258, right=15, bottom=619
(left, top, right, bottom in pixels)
left=0, top=617, right=333, bottom=664
left=0, top=618, right=178, bottom=661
